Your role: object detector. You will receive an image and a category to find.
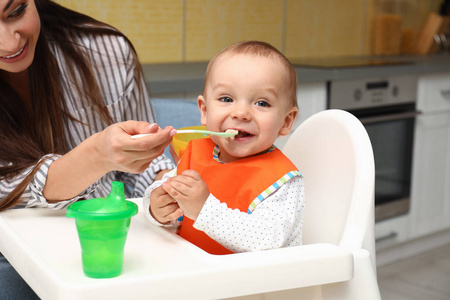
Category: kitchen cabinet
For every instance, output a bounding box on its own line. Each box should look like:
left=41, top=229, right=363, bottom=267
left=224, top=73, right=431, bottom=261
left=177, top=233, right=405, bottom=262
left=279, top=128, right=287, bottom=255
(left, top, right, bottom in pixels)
left=375, top=215, right=411, bottom=250
left=276, top=82, right=327, bottom=149
left=410, top=113, right=450, bottom=237
left=409, top=73, right=450, bottom=238
left=295, top=82, right=328, bottom=125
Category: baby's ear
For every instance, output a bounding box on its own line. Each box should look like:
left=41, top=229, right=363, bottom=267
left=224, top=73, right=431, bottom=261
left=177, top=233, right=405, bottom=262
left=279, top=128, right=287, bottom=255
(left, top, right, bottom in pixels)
left=197, top=95, right=207, bottom=126
left=279, top=107, right=298, bottom=136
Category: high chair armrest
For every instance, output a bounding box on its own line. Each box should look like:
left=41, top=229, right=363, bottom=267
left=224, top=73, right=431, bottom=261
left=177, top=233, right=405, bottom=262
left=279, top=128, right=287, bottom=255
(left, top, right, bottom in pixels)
left=189, top=243, right=354, bottom=299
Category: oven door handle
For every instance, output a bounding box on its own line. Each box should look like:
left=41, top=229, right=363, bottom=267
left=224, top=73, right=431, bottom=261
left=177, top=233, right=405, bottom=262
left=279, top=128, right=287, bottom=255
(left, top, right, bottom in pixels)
left=359, top=110, right=422, bottom=124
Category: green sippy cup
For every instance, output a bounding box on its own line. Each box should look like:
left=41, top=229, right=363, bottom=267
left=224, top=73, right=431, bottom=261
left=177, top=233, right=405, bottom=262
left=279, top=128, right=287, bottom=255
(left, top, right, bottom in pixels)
left=66, top=181, right=138, bottom=278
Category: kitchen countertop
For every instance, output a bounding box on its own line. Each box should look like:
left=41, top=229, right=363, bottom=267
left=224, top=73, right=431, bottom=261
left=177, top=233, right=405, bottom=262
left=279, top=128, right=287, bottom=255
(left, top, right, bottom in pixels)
left=143, top=54, right=450, bottom=94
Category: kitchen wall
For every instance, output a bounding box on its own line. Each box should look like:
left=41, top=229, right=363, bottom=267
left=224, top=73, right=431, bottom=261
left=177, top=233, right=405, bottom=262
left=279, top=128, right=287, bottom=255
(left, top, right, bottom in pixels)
left=56, top=0, right=442, bottom=63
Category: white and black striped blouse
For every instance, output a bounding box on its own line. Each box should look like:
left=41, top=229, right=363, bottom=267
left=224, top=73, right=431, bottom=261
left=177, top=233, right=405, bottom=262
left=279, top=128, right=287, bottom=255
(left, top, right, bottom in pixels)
left=1, top=33, right=174, bottom=209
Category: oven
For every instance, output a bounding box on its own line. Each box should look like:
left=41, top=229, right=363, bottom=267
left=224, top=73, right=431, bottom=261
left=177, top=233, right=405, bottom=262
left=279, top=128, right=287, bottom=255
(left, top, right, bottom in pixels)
left=328, top=75, right=419, bottom=222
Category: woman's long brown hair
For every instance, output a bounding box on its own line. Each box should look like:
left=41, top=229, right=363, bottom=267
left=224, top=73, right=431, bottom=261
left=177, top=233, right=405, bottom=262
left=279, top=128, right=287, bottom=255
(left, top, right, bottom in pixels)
left=0, top=0, right=143, bottom=210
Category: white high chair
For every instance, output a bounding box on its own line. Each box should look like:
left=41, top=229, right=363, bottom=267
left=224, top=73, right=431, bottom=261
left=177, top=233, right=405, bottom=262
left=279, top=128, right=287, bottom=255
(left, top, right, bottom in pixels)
left=281, top=109, right=380, bottom=299
left=224, top=109, right=381, bottom=300
left=133, top=103, right=380, bottom=299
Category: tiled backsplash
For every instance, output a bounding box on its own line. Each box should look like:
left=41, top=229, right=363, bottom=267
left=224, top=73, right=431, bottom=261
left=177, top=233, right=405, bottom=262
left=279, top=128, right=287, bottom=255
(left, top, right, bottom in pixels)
left=57, top=0, right=441, bottom=63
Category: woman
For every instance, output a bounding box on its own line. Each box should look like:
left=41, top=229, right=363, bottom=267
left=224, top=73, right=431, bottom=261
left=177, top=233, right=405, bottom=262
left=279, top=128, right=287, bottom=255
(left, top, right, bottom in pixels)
left=0, top=0, right=174, bottom=298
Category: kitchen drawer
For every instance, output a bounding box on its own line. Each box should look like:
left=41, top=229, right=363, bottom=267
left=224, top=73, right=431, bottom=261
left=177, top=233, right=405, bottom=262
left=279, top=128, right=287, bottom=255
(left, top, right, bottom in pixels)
left=375, top=215, right=410, bottom=251
left=417, top=73, right=450, bottom=113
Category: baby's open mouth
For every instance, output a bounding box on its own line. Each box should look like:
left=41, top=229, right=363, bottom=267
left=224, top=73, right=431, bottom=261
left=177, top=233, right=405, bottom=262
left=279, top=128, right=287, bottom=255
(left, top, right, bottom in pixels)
left=235, top=130, right=254, bottom=138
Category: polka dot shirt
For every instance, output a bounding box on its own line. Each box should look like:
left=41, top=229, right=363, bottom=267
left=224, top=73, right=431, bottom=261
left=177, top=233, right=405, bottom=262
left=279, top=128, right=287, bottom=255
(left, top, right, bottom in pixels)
left=143, top=169, right=305, bottom=253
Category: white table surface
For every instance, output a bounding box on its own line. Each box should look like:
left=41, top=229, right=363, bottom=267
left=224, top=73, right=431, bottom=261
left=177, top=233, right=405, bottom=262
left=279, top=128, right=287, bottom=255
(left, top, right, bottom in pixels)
left=0, top=199, right=353, bottom=300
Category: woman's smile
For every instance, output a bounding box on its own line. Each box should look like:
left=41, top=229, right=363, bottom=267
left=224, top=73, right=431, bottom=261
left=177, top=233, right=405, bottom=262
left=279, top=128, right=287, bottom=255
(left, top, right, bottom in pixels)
left=0, top=0, right=41, bottom=73
left=0, top=40, right=28, bottom=63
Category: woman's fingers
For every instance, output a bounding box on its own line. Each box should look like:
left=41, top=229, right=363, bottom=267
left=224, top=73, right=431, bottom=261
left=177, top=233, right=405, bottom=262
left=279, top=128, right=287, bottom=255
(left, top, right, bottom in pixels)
left=97, top=121, right=176, bottom=173
left=119, top=121, right=159, bottom=136
left=126, top=126, right=176, bottom=152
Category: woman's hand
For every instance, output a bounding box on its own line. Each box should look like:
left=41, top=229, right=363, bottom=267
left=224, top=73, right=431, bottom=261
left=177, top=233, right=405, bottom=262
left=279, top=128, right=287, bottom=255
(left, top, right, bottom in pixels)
left=162, top=170, right=210, bottom=220
left=93, top=121, right=176, bottom=174
left=44, top=121, right=175, bottom=202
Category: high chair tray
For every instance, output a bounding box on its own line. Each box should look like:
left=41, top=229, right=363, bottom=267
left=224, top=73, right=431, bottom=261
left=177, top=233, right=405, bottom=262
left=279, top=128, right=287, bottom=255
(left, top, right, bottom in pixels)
left=0, top=198, right=353, bottom=300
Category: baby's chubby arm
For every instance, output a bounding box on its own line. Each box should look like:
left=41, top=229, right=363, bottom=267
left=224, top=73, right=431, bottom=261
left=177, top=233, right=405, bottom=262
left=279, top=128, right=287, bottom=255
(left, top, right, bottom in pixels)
left=162, top=170, right=210, bottom=220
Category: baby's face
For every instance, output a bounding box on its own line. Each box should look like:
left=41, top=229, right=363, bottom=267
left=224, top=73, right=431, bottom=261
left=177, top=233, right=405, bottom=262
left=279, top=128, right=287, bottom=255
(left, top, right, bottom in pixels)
left=198, top=53, right=297, bottom=163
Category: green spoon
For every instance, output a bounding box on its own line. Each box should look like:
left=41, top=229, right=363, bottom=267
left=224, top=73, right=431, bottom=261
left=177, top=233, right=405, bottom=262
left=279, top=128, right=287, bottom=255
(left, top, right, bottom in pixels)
left=131, top=129, right=238, bottom=140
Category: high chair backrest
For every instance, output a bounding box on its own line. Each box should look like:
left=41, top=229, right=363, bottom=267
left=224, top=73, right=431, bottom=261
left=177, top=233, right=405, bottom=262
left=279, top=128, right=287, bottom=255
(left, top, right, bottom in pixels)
left=283, top=109, right=375, bottom=258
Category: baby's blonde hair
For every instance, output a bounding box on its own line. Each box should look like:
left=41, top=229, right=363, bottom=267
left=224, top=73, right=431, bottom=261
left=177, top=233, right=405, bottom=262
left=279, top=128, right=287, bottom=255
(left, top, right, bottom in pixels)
left=203, top=41, right=298, bottom=108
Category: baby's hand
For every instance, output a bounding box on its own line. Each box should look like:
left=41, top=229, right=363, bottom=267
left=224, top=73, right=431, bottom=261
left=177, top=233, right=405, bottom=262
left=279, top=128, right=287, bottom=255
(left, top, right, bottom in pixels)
left=150, top=185, right=183, bottom=224
left=162, top=170, right=209, bottom=220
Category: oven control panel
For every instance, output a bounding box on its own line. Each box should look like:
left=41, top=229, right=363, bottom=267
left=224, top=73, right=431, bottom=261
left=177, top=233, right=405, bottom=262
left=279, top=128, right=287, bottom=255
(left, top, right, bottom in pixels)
left=328, top=75, right=417, bottom=110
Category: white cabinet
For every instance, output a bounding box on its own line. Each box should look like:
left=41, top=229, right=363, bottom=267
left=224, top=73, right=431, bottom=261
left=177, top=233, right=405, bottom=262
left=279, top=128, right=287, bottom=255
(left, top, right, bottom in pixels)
left=276, top=82, right=327, bottom=148
left=376, top=73, right=450, bottom=253
left=416, top=73, right=450, bottom=113
left=410, top=113, right=450, bottom=237
left=295, top=82, right=328, bottom=125
left=375, top=215, right=411, bottom=250
left=409, top=73, right=450, bottom=239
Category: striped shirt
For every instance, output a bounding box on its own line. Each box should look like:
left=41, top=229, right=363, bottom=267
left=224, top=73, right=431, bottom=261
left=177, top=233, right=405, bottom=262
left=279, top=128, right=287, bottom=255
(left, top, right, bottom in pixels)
left=1, top=33, right=174, bottom=209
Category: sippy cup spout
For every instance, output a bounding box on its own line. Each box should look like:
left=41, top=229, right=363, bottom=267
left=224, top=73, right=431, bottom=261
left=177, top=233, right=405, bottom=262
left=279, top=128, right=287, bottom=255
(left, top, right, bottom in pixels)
left=108, top=181, right=125, bottom=201
left=107, top=181, right=127, bottom=210
left=66, top=181, right=137, bottom=219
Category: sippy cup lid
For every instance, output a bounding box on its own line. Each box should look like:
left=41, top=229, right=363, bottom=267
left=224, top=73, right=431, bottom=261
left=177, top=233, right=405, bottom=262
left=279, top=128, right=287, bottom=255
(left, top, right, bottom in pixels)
left=66, top=181, right=138, bottom=220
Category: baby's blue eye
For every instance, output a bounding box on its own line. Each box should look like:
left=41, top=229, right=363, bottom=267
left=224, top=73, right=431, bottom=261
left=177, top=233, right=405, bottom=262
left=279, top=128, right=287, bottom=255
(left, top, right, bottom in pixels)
left=255, top=100, right=269, bottom=107
left=219, top=97, right=233, bottom=103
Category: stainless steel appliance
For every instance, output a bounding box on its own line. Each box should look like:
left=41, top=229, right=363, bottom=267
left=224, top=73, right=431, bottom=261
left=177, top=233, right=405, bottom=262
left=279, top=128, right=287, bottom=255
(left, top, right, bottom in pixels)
left=328, top=75, right=419, bottom=222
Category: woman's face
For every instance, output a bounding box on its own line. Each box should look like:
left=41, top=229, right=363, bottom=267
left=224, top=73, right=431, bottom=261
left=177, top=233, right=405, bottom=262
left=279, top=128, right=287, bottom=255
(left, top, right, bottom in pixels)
left=0, top=0, right=40, bottom=73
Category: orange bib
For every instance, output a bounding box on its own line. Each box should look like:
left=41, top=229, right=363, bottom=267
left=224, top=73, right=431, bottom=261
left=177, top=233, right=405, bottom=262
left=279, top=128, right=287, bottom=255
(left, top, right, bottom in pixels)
left=176, top=138, right=299, bottom=255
